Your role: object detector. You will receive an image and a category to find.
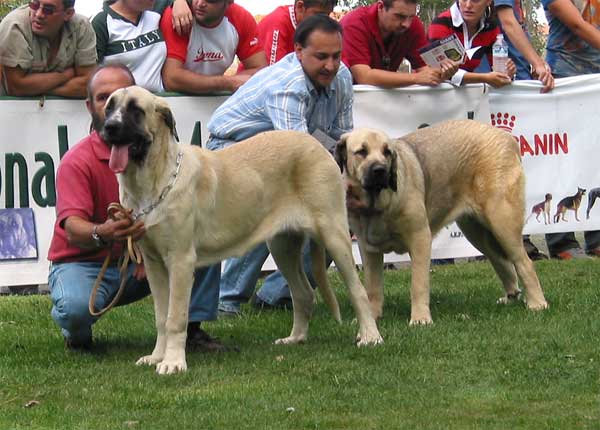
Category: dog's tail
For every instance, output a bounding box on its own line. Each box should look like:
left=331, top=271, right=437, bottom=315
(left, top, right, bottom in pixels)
left=310, top=244, right=342, bottom=323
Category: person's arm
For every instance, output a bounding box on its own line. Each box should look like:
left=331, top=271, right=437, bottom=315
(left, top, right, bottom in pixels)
left=237, top=51, right=267, bottom=76
left=171, top=0, right=193, bottom=36
left=3, top=66, right=75, bottom=96
left=460, top=59, right=516, bottom=88
left=64, top=215, right=145, bottom=249
left=49, top=64, right=95, bottom=97
left=548, top=0, right=600, bottom=49
left=496, top=6, right=554, bottom=92
left=350, top=63, right=444, bottom=87
left=162, top=58, right=245, bottom=93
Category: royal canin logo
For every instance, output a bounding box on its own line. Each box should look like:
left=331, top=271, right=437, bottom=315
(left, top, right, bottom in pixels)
left=193, top=49, right=224, bottom=62
left=490, top=112, right=569, bottom=157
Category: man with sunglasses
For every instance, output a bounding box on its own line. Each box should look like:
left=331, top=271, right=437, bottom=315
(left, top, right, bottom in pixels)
left=0, top=0, right=96, bottom=97
left=160, top=0, right=267, bottom=94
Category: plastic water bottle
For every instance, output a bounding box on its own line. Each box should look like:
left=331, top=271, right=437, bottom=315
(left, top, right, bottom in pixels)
left=492, top=34, right=509, bottom=74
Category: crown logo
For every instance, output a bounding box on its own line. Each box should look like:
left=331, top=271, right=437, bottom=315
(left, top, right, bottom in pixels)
left=490, top=112, right=516, bottom=133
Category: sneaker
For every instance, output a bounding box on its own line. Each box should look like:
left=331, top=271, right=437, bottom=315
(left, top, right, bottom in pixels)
left=64, top=336, right=93, bottom=352
left=552, top=248, right=591, bottom=260
left=528, top=249, right=549, bottom=261
left=186, top=324, right=234, bottom=353
left=586, top=247, right=600, bottom=257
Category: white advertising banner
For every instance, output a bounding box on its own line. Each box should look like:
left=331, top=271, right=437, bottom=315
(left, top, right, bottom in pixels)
left=1, top=77, right=598, bottom=285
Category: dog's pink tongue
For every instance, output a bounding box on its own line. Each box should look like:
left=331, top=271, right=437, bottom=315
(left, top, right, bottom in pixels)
left=109, top=144, right=131, bottom=174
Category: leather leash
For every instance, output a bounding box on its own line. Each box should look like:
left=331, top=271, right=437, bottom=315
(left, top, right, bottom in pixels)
left=88, top=203, right=144, bottom=317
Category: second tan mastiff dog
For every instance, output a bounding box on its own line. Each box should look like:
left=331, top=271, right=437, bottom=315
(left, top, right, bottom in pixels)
left=101, top=86, right=382, bottom=374
left=335, top=120, right=548, bottom=325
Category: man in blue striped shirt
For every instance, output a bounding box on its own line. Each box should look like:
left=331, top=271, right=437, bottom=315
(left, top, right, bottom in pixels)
left=207, top=14, right=353, bottom=315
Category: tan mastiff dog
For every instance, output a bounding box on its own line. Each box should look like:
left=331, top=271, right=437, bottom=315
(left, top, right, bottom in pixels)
left=335, top=120, right=548, bottom=325
left=100, top=86, right=382, bottom=374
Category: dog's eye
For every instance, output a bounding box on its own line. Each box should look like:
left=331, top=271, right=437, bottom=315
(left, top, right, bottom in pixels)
left=354, top=148, right=368, bottom=157
left=383, top=148, right=392, bottom=157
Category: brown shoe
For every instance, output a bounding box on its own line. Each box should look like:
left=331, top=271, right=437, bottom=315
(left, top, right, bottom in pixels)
left=186, top=324, right=236, bottom=353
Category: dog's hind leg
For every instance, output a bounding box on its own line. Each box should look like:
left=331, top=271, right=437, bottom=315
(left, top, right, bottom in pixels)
left=309, top=240, right=342, bottom=323
left=320, top=224, right=382, bottom=346
left=457, top=216, right=521, bottom=304
left=480, top=204, right=549, bottom=311
left=269, top=233, right=314, bottom=345
left=136, top=254, right=169, bottom=368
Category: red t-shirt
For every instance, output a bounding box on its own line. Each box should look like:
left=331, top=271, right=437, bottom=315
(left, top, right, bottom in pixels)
left=257, top=5, right=297, bottom=65
left=160, top=4, right=262, bottom=75
left=48, top=132, right=122, bottom=263
left=341, top=3, right=427, bottom=73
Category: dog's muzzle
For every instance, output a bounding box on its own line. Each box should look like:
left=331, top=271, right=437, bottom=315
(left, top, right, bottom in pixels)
left=362, top=163, right=390, bottom=193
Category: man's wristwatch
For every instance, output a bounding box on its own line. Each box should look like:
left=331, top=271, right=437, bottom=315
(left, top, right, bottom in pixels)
left=91, top=225, right=108, bottom=248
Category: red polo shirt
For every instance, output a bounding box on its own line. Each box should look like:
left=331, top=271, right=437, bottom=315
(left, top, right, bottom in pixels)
left=48, top=132, right=122, bottom=263
left=257, top=5, right=297, bottom=65
left=341, top=3, right=427, bottom=74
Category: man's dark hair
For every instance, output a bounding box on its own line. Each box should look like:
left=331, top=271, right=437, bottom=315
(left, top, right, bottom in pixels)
left=298, top=0, right=338, bottom=9
left=86, top=63, right=135, bottom=101
left=381, top=0, right=417, bottom=7
left=294, top=14, right=342, bottom=47
left=63, top=0, right=76, bottom=8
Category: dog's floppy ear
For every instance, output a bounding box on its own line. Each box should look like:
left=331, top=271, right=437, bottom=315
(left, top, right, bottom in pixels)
left=388, top=147, right=398, bottom=192
left=156, top=100, right=179, bottom=142
left=335, top=133, right=349, bottom=173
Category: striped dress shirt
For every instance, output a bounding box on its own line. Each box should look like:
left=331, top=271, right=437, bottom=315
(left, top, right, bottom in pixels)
left=207, top=52, right=353, bottom=147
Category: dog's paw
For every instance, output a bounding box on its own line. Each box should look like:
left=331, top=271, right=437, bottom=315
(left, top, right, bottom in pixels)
left=156, top=359, right=187, bottom=375
left=409, top=317, right=433, bottom=326
left=497, top=289, right=523, bottom=305
left=355, top=331, right=383, bottom=347
left=526, top=300, right=549, bottom=311
left=274, top=335, right=306, bottom=345
left=136, top=354, right=163, bottom=367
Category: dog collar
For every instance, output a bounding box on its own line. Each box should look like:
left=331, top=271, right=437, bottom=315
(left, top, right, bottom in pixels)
left=132, top=151, right=184, bottom=220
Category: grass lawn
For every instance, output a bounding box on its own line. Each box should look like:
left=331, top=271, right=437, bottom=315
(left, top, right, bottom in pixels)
left=1, top=259, right=599, bottom=429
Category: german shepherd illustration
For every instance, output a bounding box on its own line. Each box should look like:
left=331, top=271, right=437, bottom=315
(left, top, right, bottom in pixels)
left=554, top=187, right=586, bottom=222
left=526, top=193, right=552, bottom=224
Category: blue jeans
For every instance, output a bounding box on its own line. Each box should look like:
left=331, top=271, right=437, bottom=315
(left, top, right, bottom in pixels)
left=49, top=261, right=221, bottom=344
left=218, top=242, right=325, bottom=313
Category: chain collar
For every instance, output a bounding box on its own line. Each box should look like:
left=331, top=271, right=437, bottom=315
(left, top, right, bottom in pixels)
left=132, top=151, right=183, bottom=221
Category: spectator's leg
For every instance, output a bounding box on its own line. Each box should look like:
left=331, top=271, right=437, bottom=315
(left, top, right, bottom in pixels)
left=545, top=232, right=583, bottom=259
left=49, top=262, right=149, bottom=347
left=522, top=235, right=548, bottom=260
left=256, top=241, right=332, bottom=306
left=218, top=243, right=270, bottom=314
left=188, top=263, right=222, bottom=322
left=584, top=230, right=600, bottom=255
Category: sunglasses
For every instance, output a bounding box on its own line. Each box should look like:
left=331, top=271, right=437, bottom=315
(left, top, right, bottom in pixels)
left=29, top=1, right=64, bottom=16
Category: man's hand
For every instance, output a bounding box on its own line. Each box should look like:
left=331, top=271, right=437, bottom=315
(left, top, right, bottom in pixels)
left=483, top=71, right=513, bottom=88
left=172, top=0, right=193, bottom=36
left=413, top=66, right=444, bottom=86
left=438, top=59, right=460, bottom=80
left=532, top=62, right=554, bottom=93
left=96, top=218, right=146, bottom=243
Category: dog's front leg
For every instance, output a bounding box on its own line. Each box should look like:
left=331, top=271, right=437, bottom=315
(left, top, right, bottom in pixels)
left=136, top=256, right=169, bottom=367
left=357, top=239, right=384, bottom=320
left=407, top=227, right=433, bottom=326
left=155, top=257, right=194, bottom=375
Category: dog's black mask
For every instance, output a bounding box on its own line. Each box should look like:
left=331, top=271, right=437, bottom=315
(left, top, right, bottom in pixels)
left=100, top=97, right=152, bottom=164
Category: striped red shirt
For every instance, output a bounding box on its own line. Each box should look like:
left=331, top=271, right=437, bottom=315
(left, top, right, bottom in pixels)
left=428, top=7, right=499, bottom=72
